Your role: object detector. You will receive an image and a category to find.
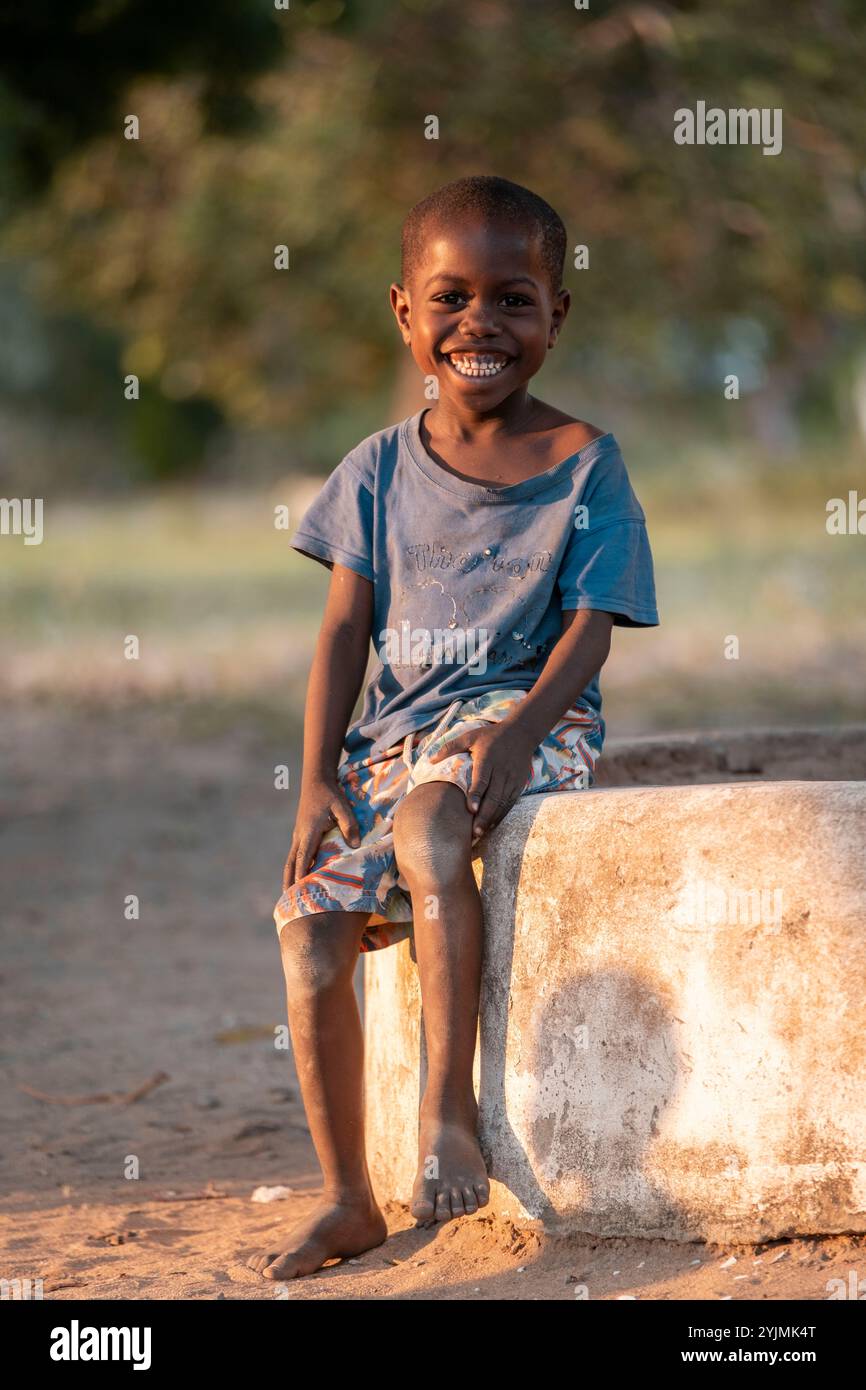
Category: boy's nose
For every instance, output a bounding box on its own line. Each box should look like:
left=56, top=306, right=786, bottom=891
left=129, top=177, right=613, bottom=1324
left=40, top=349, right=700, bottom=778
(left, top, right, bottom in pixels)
left=458, top=309, right=500, bottom=335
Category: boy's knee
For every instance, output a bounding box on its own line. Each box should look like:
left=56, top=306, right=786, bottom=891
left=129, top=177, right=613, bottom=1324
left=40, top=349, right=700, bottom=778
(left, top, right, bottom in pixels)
left=392, top=782, right=472, bottom=888
left=279, top=915, right=357, bottom=999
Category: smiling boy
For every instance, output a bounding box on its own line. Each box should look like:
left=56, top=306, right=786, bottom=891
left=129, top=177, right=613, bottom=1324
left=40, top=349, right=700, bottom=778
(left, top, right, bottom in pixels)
left=248, top=175, right=659, bottom=1280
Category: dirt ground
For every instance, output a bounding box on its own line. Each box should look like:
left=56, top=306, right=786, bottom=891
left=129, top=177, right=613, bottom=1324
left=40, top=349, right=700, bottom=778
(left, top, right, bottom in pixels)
left=2, top=702, right=864, bottom=1301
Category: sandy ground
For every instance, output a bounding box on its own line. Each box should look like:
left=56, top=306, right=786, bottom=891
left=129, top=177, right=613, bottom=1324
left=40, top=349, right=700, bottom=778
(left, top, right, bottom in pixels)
left=2, top=702, right=864, bottom=1302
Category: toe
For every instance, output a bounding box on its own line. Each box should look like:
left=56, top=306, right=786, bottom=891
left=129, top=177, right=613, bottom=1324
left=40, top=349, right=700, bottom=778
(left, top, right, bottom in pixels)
left=462, top=1185, right=478, bottom=1214
left=411, top=1193, right=436, bottom=1224
left=474, top=1182, right=490, bottom=1208
left=449, top=1187, right=466, bottom=1218
left=434, top=1188, right=453, bottom=1222
left=262, top=1251, right=298, bottom=1280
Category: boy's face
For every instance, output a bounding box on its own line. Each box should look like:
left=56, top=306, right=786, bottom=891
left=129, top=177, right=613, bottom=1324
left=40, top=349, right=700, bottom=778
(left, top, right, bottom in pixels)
left=391, top=216, right=570, bottom=410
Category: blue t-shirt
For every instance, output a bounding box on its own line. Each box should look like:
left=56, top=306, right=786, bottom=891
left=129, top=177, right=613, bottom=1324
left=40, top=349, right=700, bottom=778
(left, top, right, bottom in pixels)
left=292, top=408, right=659, bottom=761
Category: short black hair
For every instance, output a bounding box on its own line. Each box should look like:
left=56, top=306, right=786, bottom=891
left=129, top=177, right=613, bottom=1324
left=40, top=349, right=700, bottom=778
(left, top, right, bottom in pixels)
left=400, top=175, right=567, bottom=293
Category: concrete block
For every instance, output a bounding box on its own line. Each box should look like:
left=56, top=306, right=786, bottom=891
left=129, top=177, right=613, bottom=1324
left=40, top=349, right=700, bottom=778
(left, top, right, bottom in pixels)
left=364, top=780, right=866, bottom=1242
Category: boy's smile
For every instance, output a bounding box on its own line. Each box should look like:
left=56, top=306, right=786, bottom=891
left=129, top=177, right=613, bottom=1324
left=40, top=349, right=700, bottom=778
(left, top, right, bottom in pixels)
left=391, top=217, right=569, bottom=417
left=442, top=350, right=512, bottom=380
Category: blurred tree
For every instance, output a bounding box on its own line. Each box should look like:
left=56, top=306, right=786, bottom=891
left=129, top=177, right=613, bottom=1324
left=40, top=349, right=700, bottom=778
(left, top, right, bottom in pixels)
left=0, top=0, right=283, bottom=206
left=1, top=0, right=865, bottom=472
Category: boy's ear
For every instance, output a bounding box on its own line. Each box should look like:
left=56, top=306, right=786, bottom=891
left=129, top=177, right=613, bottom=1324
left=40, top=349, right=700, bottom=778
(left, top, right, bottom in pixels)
left=390, top=282, right=413, bottom=345
left=548, top=287, right=571, bottom=349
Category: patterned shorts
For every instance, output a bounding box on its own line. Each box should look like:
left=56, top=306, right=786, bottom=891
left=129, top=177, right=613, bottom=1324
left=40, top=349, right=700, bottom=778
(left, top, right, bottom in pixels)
left=273, top=687, right=603, bottom=953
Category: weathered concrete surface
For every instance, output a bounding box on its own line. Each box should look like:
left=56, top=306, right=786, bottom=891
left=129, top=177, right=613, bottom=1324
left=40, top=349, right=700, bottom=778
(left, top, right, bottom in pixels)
left=364, top=780, right=866, bottom=1243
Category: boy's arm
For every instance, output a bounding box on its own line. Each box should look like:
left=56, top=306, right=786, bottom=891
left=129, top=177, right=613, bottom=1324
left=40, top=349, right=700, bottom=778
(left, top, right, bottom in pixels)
left=302, top=563, right=373, bottom=785
left=428, top=608, right=613, bottom=840
left=499, top=607, right=613, bottom=751
left=286, top=563, right=373, bottom=887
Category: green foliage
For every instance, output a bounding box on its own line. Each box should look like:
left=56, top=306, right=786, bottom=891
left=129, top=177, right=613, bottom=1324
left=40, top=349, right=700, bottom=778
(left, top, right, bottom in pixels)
left=0, top=0, right=282, bottom=205
left=2, top=0, right=865, bottom=474
left=123, top=384, right=223, bottom=480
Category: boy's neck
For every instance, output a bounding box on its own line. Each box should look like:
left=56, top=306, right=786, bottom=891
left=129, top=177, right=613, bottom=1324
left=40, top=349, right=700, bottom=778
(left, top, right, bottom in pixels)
left=424, top=389, right=552, bottom=446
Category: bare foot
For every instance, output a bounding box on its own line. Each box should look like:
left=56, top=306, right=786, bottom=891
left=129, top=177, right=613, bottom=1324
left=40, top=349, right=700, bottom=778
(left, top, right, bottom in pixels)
left=247, top=1197, right=388, bottom=1280
left=411, top=1115, right=491, bottom=1224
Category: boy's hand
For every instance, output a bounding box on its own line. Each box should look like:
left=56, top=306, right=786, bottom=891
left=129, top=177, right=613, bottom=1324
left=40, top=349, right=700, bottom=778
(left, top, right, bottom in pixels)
left=427, top=724, right=537, bottom=843
left=284, top=778, right=361, bottom=891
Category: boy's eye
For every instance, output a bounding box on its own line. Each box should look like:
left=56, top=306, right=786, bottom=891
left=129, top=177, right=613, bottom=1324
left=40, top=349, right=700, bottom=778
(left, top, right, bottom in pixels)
left=430, top=292, right=533, bottom=308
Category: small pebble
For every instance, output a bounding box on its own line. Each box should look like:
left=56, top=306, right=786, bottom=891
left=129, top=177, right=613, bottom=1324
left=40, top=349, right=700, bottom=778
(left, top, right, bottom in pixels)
left=719, top=1255, right=737, bottom=1269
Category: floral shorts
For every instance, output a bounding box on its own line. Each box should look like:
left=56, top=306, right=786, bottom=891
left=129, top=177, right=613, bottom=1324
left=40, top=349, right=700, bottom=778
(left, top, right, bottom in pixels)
left=273, top=688, right=603, bottom=953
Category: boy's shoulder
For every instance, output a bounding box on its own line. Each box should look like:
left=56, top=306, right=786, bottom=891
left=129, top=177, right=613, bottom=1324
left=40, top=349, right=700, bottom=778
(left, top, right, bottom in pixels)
left=557, top=419, right=609, bottom=456
left=533, top=404, right=609, bottom=463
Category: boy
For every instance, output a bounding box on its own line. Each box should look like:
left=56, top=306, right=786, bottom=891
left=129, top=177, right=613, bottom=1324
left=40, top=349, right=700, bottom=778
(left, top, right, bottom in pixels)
left=248, top=176, right=659, bottom=1281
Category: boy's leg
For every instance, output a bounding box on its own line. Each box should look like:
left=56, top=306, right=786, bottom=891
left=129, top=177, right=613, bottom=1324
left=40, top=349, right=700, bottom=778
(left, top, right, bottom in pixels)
left=247, top=910, right=387, bottom=1279
left=392, top=783, right=491, bottom=1223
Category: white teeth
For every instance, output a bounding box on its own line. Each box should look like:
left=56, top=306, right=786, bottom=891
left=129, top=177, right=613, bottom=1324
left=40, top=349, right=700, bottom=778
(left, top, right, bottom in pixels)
left=446, top=354, right=509, bottom=378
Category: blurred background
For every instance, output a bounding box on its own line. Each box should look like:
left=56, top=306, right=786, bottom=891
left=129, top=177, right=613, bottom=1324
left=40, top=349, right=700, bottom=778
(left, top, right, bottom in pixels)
left=2, top=0, right=865, bottom=734
left=1, top=1, right=865, bottom=1295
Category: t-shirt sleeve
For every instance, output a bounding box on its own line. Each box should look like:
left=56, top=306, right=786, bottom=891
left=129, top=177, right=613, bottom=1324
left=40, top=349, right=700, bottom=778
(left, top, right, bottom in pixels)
left=290, top=456, right=374, bottom=582
left=558, top=452, right=659, bottom=627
